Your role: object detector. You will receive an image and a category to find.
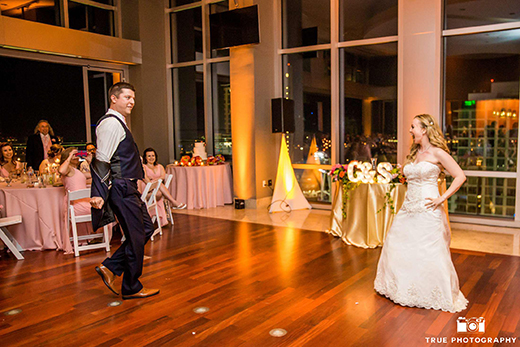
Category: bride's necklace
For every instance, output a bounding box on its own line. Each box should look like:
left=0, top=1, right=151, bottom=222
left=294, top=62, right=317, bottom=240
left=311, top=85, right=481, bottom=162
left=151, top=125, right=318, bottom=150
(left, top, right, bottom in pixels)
left=418, top=144, right=432, bottom=154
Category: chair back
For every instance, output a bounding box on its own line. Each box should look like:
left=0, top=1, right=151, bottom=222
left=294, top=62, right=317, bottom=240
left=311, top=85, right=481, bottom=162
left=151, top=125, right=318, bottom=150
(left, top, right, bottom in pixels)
left=68, top=188, right=91, bottom=204
left=164, top=174, right=173, bottom=189
left=67, top=188, right=92, bottom=224
left=140, top=179, right=162, bottom=206
left=66, top=187, right=111, bottom=257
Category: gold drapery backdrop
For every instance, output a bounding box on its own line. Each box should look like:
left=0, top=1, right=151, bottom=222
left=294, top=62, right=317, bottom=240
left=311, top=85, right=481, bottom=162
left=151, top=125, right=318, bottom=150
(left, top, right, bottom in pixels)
left=328, top=181, right=450, bottom=249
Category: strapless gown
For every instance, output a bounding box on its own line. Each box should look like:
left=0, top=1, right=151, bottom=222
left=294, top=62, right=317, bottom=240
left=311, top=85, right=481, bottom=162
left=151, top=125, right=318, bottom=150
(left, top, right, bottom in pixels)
left=374, top=161, right=468, bottom=313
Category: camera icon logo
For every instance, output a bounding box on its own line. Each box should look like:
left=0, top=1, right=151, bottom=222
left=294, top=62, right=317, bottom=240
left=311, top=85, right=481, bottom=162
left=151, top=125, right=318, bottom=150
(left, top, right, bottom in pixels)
left=457, top=317, right=485, bottom=333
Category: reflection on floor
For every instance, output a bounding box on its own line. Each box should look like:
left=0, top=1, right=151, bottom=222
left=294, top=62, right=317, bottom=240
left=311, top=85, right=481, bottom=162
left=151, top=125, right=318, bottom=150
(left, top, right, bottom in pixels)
left=174, top=205, right=520, bottom=256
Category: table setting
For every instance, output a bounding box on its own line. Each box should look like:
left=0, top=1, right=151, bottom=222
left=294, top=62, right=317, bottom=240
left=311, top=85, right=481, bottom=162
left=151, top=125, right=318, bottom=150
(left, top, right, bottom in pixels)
left=0, top=167, right=72, bottom=252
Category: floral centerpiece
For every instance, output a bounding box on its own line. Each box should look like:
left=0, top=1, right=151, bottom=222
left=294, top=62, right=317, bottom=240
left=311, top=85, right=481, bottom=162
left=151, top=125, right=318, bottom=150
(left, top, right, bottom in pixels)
left=329, top=163, right=406, bottom=218
left=329, top=164, right=361, bottom=219
left=377, top=164, right=407, bottom=214
left=176, top=154, right=226, bottom=167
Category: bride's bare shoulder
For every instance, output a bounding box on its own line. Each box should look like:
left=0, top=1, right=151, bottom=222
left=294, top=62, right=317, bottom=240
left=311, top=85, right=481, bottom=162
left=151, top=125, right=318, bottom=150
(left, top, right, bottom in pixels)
left=431, top=146, right=450, bottom=158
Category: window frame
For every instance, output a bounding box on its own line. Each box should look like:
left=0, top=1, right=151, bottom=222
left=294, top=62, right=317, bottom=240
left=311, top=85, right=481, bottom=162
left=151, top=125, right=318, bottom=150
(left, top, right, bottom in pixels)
left=276, top=0, right=398, bottom=208
left=165, top=0, right=231, bottom=162
left=442, top=15, right=520, bottom=225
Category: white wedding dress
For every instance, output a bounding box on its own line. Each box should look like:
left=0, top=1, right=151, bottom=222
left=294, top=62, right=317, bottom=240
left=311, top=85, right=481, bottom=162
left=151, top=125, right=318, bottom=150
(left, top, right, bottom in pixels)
left=374, top=161, right=468, bottom=313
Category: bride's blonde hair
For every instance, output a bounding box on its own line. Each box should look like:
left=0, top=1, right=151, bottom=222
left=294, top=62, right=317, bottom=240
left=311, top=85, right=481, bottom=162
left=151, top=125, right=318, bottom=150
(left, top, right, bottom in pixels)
left=404, top=114, right=450, bottom=166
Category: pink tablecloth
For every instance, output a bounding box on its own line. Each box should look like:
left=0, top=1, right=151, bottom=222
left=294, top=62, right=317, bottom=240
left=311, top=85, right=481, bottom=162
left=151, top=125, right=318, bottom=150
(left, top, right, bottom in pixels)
left=0, top=182, right=67, bottom=251
left=166, top=163, right=233, bottom=209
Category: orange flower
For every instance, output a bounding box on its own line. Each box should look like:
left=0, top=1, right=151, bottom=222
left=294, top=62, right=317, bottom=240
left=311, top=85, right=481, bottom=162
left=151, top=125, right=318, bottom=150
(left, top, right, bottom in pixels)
left=339, top=171, right=345, bottom=178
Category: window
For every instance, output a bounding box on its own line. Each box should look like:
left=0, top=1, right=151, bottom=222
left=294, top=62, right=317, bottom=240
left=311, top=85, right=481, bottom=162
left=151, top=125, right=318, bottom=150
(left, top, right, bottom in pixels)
left=340, top=42, right=398, bottom=164
left=210, top=2, right=230, bottom=58
left=167, top=0, right=232, bottom=161
left=172, top=65, right=205, bottom=157
left=211, top=62, right=231, bottom=159
left=443, top=8, right=520, bottom=220
left=170, top=7, right=203, bottom=63
left=68, top=2, right=115, bottom=36
left=0, top=53, right=125, bottom=166
left=0, top=1, right=61, bottom=26
left=0, top=0, right=119, bottom=37
left=282, top=0, right=331, bottom=49
left=340, top=0, right=397, bottom=41
left=445, top=0, right=520, bottom=30
left=280, top=0, right=398, bottom=205
left=283, top=51, right=332, bottom=165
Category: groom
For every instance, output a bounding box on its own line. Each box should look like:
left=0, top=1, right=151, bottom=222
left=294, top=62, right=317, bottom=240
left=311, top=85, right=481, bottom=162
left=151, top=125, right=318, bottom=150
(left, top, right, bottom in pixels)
left=90, top=82, right=159, bottom=300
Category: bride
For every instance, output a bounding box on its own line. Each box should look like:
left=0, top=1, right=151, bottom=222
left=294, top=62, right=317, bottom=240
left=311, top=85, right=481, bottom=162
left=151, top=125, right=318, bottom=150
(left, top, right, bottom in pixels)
left=374, top=114, right=468, bottom=313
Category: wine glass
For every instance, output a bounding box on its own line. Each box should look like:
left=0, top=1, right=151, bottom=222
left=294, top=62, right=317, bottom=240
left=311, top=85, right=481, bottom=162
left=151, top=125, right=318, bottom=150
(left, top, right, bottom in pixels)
left=5, top=172, right=13, bottom=187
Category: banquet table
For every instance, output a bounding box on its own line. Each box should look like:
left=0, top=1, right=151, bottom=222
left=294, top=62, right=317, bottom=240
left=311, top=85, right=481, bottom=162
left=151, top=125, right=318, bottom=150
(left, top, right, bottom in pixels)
left=166, top=163, right=233, bottom=209
left=328, top=180, right=450, bottom=249
left=0, top=182, right=69, bottom=252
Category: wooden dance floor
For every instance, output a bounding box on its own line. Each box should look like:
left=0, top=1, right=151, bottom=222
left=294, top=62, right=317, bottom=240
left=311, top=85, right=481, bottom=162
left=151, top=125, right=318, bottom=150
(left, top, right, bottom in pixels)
left=1, top=214, right=520, bottom=346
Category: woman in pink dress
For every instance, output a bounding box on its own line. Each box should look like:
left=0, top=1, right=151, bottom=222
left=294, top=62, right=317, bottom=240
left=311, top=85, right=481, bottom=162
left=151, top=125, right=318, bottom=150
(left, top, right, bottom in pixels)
left=0, top=143, right=22, bottom=178
left=59, top=147, right=111, bottom=253
left=141, top=148, right=186, bottom=227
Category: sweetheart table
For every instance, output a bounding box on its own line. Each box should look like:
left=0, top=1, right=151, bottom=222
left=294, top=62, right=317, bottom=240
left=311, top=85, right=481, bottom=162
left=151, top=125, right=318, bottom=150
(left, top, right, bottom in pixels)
left=328, top=180, right=450, bottom=249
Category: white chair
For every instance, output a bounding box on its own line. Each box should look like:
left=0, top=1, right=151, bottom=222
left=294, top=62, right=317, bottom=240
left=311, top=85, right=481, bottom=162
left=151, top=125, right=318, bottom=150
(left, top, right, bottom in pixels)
left=67, top=188, right=110, bottom=257
left=0, top=215, right=24, bottom=260
left=140, top=179, right=163, bottom=241
left=163, top=174, right=175, bottom=225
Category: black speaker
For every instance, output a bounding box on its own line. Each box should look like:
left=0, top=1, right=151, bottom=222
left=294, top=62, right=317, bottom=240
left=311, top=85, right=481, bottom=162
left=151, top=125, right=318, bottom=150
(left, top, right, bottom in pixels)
left=235, top=198, right=245, bottom=209
left=272, top=98, right=295, bottom=133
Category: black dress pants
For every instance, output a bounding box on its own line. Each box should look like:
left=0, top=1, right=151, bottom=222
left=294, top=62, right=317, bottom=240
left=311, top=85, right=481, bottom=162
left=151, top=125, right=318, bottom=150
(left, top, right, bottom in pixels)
left=102, top=179, right=154, bottom=295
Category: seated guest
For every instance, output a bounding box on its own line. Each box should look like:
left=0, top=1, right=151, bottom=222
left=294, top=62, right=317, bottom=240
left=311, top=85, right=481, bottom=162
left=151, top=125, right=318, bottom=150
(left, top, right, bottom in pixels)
left=39, top=144, right=63, bottom=174
left=0, top=143, right=22, bottom=178
left=59, top=147, right=110, bottom=253
left=80, top=142, right=96, bottom=173
left=140, top=147, right=186, bottom=227
left=26, top=120, right=59, bottom=170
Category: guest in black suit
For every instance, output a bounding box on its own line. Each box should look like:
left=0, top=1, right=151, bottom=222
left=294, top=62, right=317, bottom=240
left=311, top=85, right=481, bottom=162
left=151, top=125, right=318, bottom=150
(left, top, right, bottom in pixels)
left=25, top=120, right=59, bottom=170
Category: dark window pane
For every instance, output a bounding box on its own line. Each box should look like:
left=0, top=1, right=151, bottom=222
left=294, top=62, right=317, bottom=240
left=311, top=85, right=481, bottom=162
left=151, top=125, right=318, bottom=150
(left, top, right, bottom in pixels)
left=445, top=0, right=520, bottom=30
left=211, top=62, right=232, bottom=161
left=340, top=43, right=398, bottom=164
left=69, top=2, right=114, bottom=36
left=88, top=71, right=115, bottom=144
left=0, top=0, right=61, bottom=26
left=170, top=0, right=200, bottom=7
left=210, top=1, right=230, bottom=58
left=0, top=56, right=86, bottom=162
left=282, top=51, right=332, bottom=167
left=340, top=0, right=397, bottom=41
left=170, top=8, right=203, bottom=63
left=444, top=29, right=520, bottom=172
left=172, top=66, right=205, bottom=158
left=282, top=0, right=330, bottom=48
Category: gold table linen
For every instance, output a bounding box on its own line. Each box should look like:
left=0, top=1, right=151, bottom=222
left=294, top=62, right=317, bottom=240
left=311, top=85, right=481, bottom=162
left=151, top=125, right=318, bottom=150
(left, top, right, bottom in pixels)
left=328, top=183, right=407, bottom=249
